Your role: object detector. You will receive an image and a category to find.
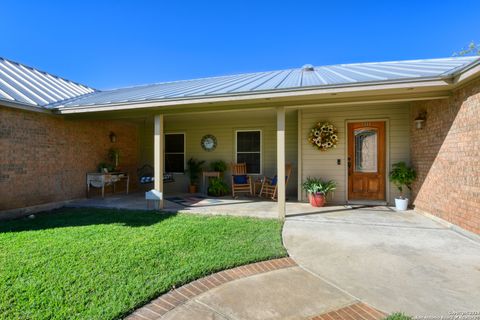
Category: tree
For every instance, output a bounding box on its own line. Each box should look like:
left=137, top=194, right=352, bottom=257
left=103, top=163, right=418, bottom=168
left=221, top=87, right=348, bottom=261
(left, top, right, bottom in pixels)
left=454, top=41, right=480, bottom=56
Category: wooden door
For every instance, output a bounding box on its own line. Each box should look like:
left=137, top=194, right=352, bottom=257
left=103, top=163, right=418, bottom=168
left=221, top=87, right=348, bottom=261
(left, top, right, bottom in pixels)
left=348, top=121, right=386, bottom=201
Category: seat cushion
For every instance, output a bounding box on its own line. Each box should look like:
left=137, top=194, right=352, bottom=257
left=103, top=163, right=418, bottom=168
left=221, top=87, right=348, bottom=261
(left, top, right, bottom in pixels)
left=233, top=175, right=248, bottom=184
left=140, top=176, right=154, bottom=184
left=271, top=176, right=277, bottom=186
left=270, top=175, right=288, bottom=186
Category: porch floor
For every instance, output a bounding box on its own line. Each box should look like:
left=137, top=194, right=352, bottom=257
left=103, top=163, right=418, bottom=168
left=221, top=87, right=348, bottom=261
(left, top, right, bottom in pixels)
left=66, top=192, right=389, bottom=219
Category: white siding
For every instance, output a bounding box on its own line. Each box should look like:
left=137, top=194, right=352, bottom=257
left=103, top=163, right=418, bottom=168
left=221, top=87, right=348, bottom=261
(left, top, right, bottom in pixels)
left=300, top=103, right=411, bottom=204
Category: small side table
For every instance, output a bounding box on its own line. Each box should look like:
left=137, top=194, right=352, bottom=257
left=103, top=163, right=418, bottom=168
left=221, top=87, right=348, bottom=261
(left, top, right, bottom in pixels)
left=253, top=177, right=264, bottom=196
left=202, top=171, right=220, bottom=194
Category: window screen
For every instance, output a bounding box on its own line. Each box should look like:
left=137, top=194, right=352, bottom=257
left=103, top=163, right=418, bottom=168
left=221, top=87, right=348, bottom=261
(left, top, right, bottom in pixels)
left=236, top=131, right=261, bottom=174
left=165, top=133, right=185, bottom=173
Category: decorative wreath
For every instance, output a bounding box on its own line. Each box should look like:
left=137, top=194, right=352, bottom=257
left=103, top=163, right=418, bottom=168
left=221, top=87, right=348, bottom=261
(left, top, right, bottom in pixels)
left=308, top=121, right=338, bottom=151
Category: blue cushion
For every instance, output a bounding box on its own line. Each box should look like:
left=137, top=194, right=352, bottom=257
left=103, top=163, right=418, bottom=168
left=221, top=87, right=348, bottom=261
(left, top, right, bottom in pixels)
left=271, top=176, right=277, bottom=186
left=233, top=175, right=248, bottom=184
left=140, top=176, right=154, bottom=184
left=270, top=175, right=288, bottom=186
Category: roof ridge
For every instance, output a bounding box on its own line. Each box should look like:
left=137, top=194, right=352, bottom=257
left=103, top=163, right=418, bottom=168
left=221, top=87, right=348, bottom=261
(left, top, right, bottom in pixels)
left=100, top=56, right=479, bottom=92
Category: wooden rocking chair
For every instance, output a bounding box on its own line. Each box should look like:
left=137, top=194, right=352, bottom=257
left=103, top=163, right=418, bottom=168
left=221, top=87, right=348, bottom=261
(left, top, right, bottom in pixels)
left=259, top=163, right=292, bottom=200
left=231, top=163, right=253, bottom=197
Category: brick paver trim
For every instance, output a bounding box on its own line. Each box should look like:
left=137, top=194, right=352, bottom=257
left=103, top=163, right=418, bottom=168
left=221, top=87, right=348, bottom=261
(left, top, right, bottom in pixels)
left=125, top=257, right=296, bottom=319
left=310, top=302, right=387, bottom=320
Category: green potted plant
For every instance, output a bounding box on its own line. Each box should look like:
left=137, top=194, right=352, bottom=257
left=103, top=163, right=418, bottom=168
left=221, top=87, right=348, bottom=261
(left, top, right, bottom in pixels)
left=186, top=158, right=205, bottom=193
left=207, top=177, right=229, bottom=197
left=302, top=177, right=336, bottom=207
left=389, top=162, right=416, bottom=211
left=108, top=148, right=120, bottom=171
left=210, top=160, right=227, bottom=177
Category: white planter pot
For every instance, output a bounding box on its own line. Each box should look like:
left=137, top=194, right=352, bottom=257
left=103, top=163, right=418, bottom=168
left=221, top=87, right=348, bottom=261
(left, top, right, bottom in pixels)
left=394, top=198, right=409, bottom=211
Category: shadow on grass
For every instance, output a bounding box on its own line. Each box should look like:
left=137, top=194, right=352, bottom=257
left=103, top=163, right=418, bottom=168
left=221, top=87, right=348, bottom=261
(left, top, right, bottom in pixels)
left=0, top=207, right=177, bottom=233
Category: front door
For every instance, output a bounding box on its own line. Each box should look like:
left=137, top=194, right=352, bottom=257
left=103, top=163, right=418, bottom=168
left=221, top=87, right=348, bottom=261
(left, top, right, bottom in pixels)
left=348, top=121, right=386, bottom=201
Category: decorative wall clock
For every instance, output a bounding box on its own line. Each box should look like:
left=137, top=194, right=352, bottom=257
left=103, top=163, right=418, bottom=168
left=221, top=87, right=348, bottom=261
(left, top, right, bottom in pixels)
left=201, top=134, right=217, bottom=151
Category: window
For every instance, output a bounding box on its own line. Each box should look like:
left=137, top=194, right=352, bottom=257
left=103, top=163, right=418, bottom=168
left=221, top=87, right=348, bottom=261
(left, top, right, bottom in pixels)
left=236, top=130, right=261, bottom=174
left=354, top=129, right=378, bottom=173
left=165, top=133, right=185, bottom=173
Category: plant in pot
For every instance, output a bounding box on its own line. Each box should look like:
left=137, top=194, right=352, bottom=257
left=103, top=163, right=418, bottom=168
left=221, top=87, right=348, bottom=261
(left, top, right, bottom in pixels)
left=207, top=177, right=229, bottom=197
left=210, top=160, right=227, bottom=177
left=302, top=177, right=336, bottom=207
left=108, top=148, right=120, bottom=171
left=389, top=161, right=416, bottom=211
left=186, top=157, right=205, bottom=193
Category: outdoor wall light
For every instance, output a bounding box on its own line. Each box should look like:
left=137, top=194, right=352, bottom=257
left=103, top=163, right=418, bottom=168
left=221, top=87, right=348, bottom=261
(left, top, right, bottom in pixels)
left=109, top=131, right=117, bottom=143
left=414, top=111, right=427, bottom=129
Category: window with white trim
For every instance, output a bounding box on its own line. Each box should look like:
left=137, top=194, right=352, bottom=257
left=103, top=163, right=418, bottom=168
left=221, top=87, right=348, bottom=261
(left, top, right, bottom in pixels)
left=165, top=133, right=185, bottom=173
left=236, top=130, right=261, bottom=174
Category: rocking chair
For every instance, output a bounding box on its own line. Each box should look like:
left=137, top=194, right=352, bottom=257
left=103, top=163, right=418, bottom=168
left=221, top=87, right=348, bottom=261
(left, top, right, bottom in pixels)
left=259, top=163, right=292, bottom=200
left=231, top=163, right=253, bottom=197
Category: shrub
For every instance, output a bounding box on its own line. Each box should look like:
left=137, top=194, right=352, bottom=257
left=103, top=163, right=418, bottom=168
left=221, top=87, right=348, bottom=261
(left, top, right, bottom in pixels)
left=208, top=177, right=229, bottom=197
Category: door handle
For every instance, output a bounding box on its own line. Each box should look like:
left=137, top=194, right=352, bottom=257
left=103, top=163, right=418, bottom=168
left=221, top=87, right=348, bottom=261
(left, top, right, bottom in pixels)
left=347, top=157, right=352, bottom=176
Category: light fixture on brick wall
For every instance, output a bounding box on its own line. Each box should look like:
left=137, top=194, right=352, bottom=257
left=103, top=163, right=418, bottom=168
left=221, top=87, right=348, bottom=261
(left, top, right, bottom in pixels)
left=414, top=111, right=427, bottom=129
left=109, top=131, right=117, bottom=143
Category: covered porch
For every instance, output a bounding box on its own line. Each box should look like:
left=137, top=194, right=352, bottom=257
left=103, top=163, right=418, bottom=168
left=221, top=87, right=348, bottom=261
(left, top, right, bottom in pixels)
left=140, top=107, right=297, bottom=219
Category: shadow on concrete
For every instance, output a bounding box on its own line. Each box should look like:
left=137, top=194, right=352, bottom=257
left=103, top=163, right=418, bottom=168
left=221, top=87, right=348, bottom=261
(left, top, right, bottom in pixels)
left=287, top=205, right=395, bottom=218
left=0, top=207, right=176, bottom=233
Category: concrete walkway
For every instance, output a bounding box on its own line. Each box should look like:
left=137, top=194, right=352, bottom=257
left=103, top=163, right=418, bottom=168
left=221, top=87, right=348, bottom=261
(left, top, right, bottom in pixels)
left=283, top=207, right=480, bottom=317
left=127, top=258, right=385, bottom=320
left=67, top=192, right=350, bottom=219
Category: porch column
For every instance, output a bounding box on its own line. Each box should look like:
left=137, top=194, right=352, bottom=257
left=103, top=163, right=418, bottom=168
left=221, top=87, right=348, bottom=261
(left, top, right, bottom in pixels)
left=277, top=106, right=286, bottom=220
left=154, top=114, right=164, bottom=209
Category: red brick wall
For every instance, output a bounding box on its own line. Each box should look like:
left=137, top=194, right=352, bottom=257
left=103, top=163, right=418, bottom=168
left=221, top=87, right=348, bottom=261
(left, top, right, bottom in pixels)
left=411, top=78, right=480, bottom=235
left=0, top=106, right=139, bottom=211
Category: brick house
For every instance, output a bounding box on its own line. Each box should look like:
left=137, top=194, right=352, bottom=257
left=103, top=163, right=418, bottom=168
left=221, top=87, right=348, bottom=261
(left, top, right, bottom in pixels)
left=1, top=56, right=479, bottom=235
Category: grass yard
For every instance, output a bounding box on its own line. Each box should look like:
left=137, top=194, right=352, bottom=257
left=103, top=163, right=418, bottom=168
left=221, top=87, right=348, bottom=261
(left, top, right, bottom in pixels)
left=0, top=208, right=286, bottom=320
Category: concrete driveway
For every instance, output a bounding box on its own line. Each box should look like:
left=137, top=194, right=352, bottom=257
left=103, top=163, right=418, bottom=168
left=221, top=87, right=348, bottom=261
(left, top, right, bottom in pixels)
left=283, top=206, right=480, bottom=317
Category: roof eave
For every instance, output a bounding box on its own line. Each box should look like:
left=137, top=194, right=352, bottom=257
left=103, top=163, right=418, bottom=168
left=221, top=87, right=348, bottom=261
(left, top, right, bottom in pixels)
left=54, top=76, right=454, bottom=114
left=0, top=98, right=52, bottom=114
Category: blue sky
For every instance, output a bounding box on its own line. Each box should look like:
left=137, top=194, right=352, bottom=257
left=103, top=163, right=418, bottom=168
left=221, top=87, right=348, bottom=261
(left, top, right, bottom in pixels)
left=2, top=0, right=479, bottom=89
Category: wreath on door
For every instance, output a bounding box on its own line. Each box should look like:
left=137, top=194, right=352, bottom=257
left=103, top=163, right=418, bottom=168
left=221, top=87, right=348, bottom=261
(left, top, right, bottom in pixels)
left=308, top=121, right=338, bottom=151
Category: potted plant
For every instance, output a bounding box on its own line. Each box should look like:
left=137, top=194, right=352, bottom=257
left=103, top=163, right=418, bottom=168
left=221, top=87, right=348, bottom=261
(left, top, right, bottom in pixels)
left=186, top=158, right=205, bottom=193
left=108, top=148, right=120, bottom=171
left=389, top=162, right=416, bottom=211
left=207, top=177, right=229, bottom=197
left=302, top=177, right=336, bottom=207
left=210, top=160, right=227, bottom=177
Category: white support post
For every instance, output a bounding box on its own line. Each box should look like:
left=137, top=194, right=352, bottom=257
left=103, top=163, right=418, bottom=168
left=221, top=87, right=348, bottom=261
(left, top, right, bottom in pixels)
left=277, top=107, right=286, bottom=220
left=154, top=114, right=164, bottom=209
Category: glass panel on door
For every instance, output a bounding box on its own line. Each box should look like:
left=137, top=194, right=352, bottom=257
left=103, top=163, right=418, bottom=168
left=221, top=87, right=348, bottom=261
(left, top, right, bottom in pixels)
left=354, top=129, right=378, bottom=173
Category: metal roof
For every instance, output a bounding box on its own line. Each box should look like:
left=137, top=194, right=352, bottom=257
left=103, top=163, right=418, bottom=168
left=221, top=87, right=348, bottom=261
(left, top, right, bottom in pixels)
left=55, top=56, right=479, bottom=109
left=0, top=57, right=96, bottom=108
left=1, top=56, right=479, bottom=110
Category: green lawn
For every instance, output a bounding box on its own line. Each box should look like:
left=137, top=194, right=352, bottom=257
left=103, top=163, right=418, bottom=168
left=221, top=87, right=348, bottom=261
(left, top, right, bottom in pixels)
left=0, top=208, right=286, bottom=320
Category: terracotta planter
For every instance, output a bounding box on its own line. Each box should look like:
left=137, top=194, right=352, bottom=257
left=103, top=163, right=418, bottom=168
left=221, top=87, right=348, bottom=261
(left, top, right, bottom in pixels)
left=308, top=193, right=326, bottom=207
left=188, top=185, right=197, bottom=193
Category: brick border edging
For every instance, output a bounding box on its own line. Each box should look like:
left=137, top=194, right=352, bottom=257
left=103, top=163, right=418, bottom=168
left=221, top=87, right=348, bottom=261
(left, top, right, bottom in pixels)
left=125, top=257, right=297, bottom=320
left=310, top=302, right=387, bottom=320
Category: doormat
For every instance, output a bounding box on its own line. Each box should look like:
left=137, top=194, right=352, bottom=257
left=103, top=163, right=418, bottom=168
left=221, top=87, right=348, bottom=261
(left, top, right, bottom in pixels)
left=166, top=195, right=207, bottom=207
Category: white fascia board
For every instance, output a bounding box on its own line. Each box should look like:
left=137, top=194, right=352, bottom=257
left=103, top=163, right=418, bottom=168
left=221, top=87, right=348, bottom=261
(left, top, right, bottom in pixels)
left=55, top=78, right=453, bottom=114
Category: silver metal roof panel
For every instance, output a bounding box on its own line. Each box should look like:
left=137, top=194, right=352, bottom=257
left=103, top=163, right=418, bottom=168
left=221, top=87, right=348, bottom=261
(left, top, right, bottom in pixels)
left=1, top=56, right=478, bottom=110
left=0, top=57, right=96, bottom=107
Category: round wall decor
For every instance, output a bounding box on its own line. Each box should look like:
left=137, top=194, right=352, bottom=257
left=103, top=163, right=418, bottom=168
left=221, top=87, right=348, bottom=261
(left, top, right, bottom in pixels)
left=201, top=134, right=217, bottom=151
left=308, top=121, right=338, bottom=151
